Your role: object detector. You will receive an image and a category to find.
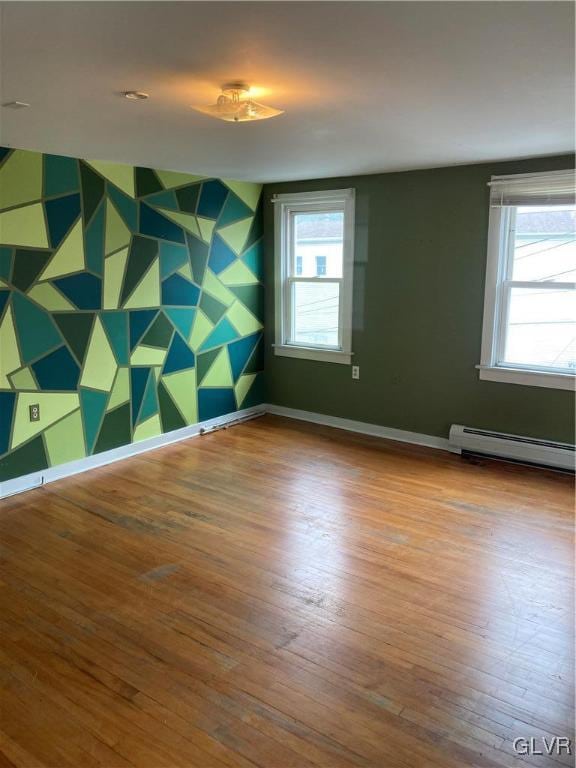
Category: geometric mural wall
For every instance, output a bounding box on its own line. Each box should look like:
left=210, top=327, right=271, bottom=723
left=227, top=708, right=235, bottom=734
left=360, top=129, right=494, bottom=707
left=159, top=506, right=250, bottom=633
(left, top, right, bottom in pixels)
left=0, top=147, right=264, bottom=482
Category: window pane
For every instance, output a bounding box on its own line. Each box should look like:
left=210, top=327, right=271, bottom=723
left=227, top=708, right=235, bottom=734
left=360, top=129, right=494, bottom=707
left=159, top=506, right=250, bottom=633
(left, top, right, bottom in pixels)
left=293, top=281, right=340, bottom=347
left=502, top=287, right=576, bottom=371
left=512, top=205, right=576, bottom=282
left=293, top=212, right=343, bottom=278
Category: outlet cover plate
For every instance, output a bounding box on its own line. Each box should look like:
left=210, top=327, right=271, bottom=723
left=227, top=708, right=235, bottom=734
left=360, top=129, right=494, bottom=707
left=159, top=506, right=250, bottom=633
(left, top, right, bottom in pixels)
left=29, top=404, right=40, bottom=422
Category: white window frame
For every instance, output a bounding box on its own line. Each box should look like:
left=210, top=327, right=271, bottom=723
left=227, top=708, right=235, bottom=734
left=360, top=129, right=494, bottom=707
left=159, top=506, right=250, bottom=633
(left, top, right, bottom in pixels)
left=479, top=175, right=575, bottom=391
left=274, top=188, right=355, bottom=364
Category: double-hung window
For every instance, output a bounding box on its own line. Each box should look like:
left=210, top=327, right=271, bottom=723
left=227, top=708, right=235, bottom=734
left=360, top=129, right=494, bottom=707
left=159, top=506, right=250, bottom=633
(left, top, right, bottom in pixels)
left=274, top=188, right=355, bottom=364
left=480, top=170, right=575, bottom=390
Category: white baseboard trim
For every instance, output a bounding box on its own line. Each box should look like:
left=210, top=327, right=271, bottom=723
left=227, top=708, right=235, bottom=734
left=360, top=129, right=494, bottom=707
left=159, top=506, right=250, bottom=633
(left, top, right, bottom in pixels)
left=0, top=403, right=453, bottom=501
left=0, top=406, right=266, bottom=500
left=265, top=404, right=453, bottom=452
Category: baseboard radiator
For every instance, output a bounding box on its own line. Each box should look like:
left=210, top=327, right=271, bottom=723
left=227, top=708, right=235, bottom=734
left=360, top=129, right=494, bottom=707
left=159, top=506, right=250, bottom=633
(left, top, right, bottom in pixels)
left=449, top=424, right=575, bottom=471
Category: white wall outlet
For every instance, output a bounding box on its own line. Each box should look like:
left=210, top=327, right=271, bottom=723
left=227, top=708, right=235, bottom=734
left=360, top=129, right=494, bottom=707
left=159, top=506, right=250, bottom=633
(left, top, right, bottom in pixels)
left=352, top=365, right=360, bottom=380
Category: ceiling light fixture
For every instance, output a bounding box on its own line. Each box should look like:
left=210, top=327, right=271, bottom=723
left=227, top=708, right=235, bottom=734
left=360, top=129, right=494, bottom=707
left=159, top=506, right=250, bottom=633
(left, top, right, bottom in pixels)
left=193, top=83, right=283, bottom=123
left=123, top=91, right=149, bottom=100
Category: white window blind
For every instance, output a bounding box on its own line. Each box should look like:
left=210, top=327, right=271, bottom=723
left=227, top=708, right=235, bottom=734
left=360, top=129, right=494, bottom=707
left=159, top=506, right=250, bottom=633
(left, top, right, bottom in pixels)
left=489, top=170, right=575, bottom=207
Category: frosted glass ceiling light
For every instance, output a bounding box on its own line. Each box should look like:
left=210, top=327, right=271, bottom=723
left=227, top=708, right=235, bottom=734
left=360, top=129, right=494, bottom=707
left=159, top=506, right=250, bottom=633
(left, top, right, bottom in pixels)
left=194, top=83, right=283, bottom=123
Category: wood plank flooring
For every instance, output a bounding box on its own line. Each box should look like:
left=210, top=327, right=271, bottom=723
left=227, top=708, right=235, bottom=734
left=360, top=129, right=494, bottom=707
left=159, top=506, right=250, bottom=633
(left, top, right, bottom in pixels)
left=0, top=414, right=573, bottom=768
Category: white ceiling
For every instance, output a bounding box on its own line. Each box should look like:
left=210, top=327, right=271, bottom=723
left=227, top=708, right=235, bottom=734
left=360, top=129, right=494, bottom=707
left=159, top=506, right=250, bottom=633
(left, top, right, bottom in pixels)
left=0, top=1, right=574, bottom=183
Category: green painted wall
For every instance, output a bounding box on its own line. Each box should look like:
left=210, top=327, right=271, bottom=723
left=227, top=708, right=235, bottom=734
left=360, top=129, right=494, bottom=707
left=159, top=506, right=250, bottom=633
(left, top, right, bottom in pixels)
left=263, top=156, right=575, bottom=443
left=0, top=147, right=265, bottom=483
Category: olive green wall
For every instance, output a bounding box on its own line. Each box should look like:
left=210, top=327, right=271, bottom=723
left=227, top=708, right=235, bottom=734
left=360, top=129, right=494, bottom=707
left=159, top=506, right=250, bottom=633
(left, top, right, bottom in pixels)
left=263, top=155, right=575, bottom=443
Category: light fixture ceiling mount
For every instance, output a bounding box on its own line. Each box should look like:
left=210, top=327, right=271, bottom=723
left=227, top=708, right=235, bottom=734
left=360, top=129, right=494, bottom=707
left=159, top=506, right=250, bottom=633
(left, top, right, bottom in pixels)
left=123, top=91, right=149, bottom=101
left=194, top=83, right=283, bottom=123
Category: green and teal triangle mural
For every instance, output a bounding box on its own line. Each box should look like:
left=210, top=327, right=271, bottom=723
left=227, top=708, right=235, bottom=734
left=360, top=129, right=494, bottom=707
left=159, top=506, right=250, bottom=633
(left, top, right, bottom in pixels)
left=0, top=146, right=263, bottom=483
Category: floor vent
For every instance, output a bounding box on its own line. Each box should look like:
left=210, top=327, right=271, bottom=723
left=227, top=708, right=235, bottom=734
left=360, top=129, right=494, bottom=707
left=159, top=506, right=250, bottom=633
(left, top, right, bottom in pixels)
left=449, top=424, right=575, bottom=471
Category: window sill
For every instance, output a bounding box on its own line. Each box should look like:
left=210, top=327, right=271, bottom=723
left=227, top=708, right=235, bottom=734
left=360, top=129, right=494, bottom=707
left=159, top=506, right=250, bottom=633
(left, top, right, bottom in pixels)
left=273, top=344, right=352, bottom=365
left=478, top=365, right=575, bottom=391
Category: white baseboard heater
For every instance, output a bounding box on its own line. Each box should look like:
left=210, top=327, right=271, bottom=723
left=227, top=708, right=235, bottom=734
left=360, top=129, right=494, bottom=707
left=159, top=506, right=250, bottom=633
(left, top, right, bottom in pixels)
left=449, top=424, right=575, bottom=471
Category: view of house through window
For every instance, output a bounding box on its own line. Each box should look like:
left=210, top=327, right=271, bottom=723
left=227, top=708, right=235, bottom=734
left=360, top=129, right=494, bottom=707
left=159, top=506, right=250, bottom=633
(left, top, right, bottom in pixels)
left=502, top=205, right=575, bottom=371
left=291, top=211, right=343, bottom=347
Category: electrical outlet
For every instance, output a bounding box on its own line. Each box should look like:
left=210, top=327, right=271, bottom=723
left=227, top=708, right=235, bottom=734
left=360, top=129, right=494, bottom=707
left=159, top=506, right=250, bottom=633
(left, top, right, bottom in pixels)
left=352, top=365, right=360, bottom=380
left=29, top=404, right=40, bottom=422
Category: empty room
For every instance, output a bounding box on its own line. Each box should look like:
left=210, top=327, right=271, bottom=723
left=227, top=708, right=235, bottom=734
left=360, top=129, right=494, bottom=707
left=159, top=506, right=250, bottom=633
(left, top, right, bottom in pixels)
left=0, top=1, right=574, bottom=766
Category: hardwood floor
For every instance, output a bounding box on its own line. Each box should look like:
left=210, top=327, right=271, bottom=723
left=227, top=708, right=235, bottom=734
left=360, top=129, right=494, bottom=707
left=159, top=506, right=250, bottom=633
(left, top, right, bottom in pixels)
left=0, top=414, right=573, bottom=768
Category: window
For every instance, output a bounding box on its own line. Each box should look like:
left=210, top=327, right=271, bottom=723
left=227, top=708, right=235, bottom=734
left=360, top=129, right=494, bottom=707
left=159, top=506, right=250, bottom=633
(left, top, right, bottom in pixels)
left=274, top=188, right=355, bottom=364
left=480, top=170, right=575, bottom=390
